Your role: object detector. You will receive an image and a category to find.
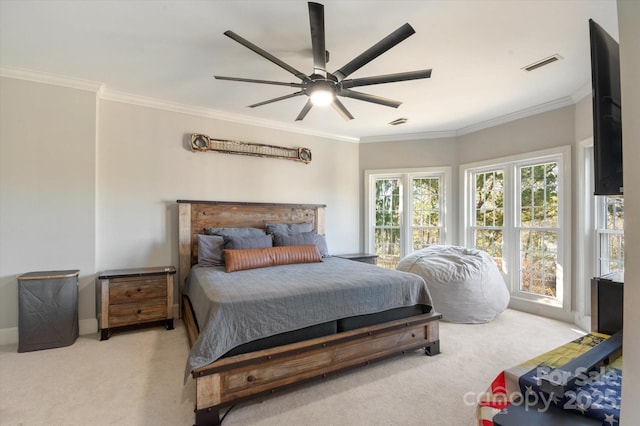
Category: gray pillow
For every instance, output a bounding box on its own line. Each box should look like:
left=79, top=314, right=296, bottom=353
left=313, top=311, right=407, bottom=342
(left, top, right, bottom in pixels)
left=225, top=234, right=273, bottom=250
left=313, top=233, right=330, bottom=258
left=206, top=227, right=266, bottom=238
left=273, top=232, right=330, bottom=257
left=197, top=234, right=226, bottom=266
left=265, top=222, right=313, bottom=235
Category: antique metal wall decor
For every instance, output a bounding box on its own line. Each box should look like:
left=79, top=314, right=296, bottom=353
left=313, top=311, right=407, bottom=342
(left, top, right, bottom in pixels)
left=190, top=133, right=312, bottom=164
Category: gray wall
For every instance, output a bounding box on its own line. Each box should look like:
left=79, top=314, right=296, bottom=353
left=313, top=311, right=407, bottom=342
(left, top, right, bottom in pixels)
left=0, top=78, right=97, bottom=338
left=618, top=0, right=639, bottom=421
left=0, top=78, right=361, bottom=338
left=456, top=105, right=575, bottom=165
left=359, top=137, right=459, bottom=246
left=359, top=102, right=593, bottom=322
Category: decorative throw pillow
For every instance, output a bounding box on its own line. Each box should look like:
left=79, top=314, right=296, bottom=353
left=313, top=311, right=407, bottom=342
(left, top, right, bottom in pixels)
left=206, top=227, right=266, bottom=238
left=224, top=234, right=273, bottom=250
left=264, top=222, right=314, bottom=235
left=224, top=245, right=322, bottom=273
left=272, top=231, right=315, bottom=247
left=197, top=234, right=226, bottom=266
left=273, top=231, right=330, bottom=257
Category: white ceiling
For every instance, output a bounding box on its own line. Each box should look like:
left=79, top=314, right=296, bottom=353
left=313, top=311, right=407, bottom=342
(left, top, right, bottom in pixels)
left=0, top=0, right=619, bottom=142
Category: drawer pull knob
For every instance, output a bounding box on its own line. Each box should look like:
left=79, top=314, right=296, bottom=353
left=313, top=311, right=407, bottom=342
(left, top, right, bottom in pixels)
left=137, top=288, right=142, bottom=292
left=247, top=375, right=255, bottom=382
left=137, top=309, right=142, bottom=314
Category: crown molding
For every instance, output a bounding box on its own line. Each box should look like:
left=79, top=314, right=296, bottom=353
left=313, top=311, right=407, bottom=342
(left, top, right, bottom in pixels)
left=360, top=130, right=457, bottom=143
left=0, top=65, right=104, bottom=93
left=571, top=81, right=592, bottom=103
left=1, top=65, right=591, bottom=144
left=98, top=88, right=359, bottom=143
left=360, top=87, right=591, bottom=143
left=455, top=96, right=576, bottom=136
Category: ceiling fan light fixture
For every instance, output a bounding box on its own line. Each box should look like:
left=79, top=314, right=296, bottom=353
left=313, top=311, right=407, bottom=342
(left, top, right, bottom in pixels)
left=309, top=88, right=334, bottom=106
left=308, top=79, right=336, bottom=106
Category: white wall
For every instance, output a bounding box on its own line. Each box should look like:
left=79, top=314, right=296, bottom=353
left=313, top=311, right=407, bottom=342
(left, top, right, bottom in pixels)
left=456, top=105, right=575, bottom=165
left=0, top=77, right=97, bottom=338
left=359, top=103, right=601, bottom=323
left=0, top=79, right=361, bottom=340
left=96, top=99, right=361, bottom=277
left=618, top=0, right=640, bottom=422
left=358, top=137, right=459, bottom=246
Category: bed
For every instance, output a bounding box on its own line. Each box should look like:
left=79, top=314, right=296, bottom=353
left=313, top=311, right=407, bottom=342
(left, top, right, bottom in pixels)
left=177, top=200, right=442, bottom=425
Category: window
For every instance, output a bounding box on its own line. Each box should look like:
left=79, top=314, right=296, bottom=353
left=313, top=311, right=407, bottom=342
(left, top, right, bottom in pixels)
left=472, top=170, right=505, bottom=269
left=596, top=196, right=624, bottom=275
left=517, top=162, right=560, bottom=298
left=462, top=146, right=570, bottom=311
left=366, top=168, right=451, bottom=269
left=583, top=143, right=625, bottom=278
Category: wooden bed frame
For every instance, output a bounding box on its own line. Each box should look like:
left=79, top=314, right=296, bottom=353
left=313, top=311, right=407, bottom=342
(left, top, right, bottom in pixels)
left=177, top=200, right=441, bottom=425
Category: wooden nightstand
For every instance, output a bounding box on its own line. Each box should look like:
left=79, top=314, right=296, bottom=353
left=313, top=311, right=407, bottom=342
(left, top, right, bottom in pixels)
left=335, top=253, right=378, bottom=265
left=96, top=266, right=175, bottom=340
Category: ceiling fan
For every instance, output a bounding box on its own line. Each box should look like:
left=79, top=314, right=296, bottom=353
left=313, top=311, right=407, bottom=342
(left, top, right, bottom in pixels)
left=214, top=1, right=432, bottom=121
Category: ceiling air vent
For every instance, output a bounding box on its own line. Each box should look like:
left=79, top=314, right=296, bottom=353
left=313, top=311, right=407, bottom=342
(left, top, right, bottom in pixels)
left=389, top=118, right=408, bottom=126
left=522, top=54, right=563, bottom=72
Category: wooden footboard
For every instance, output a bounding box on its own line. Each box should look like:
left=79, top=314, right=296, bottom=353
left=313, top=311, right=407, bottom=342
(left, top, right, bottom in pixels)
left=185, top=297, right=440, bottom=425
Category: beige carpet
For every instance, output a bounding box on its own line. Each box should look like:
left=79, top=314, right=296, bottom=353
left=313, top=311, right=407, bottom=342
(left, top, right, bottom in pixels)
left=0, top=309, right=585, bottom=426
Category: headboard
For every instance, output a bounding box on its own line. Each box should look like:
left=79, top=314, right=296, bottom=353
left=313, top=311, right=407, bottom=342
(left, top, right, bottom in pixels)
left=177, top=200, right=326, bottom=294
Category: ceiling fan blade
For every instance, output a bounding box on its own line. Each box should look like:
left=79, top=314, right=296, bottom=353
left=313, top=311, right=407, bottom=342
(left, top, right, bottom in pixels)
left=295, top=99, right=314, bottom=121
left=308, top=2, right=327, bottom=76
left=333, top=23, right=416, bottom=81
left=339, top=89, right=402, bottom=108
left=332, top=98, right=354, bottom=121
left=224, top=30, right=311, bottom=82
left=248, top=91, right=305, bottom=108
left=215, top=76, right=304, bottom=88
left=341, top=69, right=431, bottom=89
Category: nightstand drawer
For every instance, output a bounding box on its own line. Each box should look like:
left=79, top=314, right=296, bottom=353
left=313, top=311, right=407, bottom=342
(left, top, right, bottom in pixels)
left=97, top=266, right=175, bottom=340
left=109, top=276, right=167, bottom=304
left=109, top=300, right=168, bottom=327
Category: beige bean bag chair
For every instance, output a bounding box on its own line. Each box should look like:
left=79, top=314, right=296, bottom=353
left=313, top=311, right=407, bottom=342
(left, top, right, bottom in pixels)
left=397, top=245, right=509, bottom=323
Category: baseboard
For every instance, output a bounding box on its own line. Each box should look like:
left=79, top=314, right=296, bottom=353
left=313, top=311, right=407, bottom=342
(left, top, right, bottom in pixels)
left=507, top=298, right=575, bottom=323
left=79, top=318, right=98, bottom=336
left=0, top=327, right=18, bottom=346
left=573, top=312, right=592, bottom=333
left=173, top=303, right=180, bottom=319
left=0, top=305, right=179, bottom=345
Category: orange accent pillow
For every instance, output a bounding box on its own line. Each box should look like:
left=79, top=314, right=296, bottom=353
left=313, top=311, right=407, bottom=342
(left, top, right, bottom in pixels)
left=224, top=245, right=322, bottom=273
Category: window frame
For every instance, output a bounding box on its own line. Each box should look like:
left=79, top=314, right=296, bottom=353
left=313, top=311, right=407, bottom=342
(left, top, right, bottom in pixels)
left=365, top=167, right=452, bottom=266
left=595, top=195, right=624, bottom=275
left=461, top=146, right=572, bottom=314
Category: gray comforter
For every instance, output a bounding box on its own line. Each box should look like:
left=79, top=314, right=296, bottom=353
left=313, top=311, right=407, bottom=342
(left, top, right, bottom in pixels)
left=184, top=256, right=433, bottom=379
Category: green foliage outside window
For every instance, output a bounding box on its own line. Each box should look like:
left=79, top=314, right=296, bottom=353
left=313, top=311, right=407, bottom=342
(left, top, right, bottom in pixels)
left=473, top=170, right=504, bottom=268
left=374, top=176, right=443, bottom=269
left=375, top=179, right=401, bottom=268
left=519, top=162, right=559, bottom=297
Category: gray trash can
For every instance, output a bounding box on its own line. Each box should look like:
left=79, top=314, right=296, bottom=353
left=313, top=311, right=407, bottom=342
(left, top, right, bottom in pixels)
left=17, top=270, right=79, bottom=352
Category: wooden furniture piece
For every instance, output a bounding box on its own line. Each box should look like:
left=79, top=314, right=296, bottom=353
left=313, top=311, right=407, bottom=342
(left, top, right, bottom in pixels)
left=177, top=200, right=441, bottom=426
left=591, top=272, right=624, bottom=335
left=335, top=253, right=378, bottom=265
left=96, top=266, right=175, bottom=340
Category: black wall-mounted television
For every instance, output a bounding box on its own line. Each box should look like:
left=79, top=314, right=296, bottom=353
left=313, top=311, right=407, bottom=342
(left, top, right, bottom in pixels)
left=589, top=19, right=623, bottom=196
